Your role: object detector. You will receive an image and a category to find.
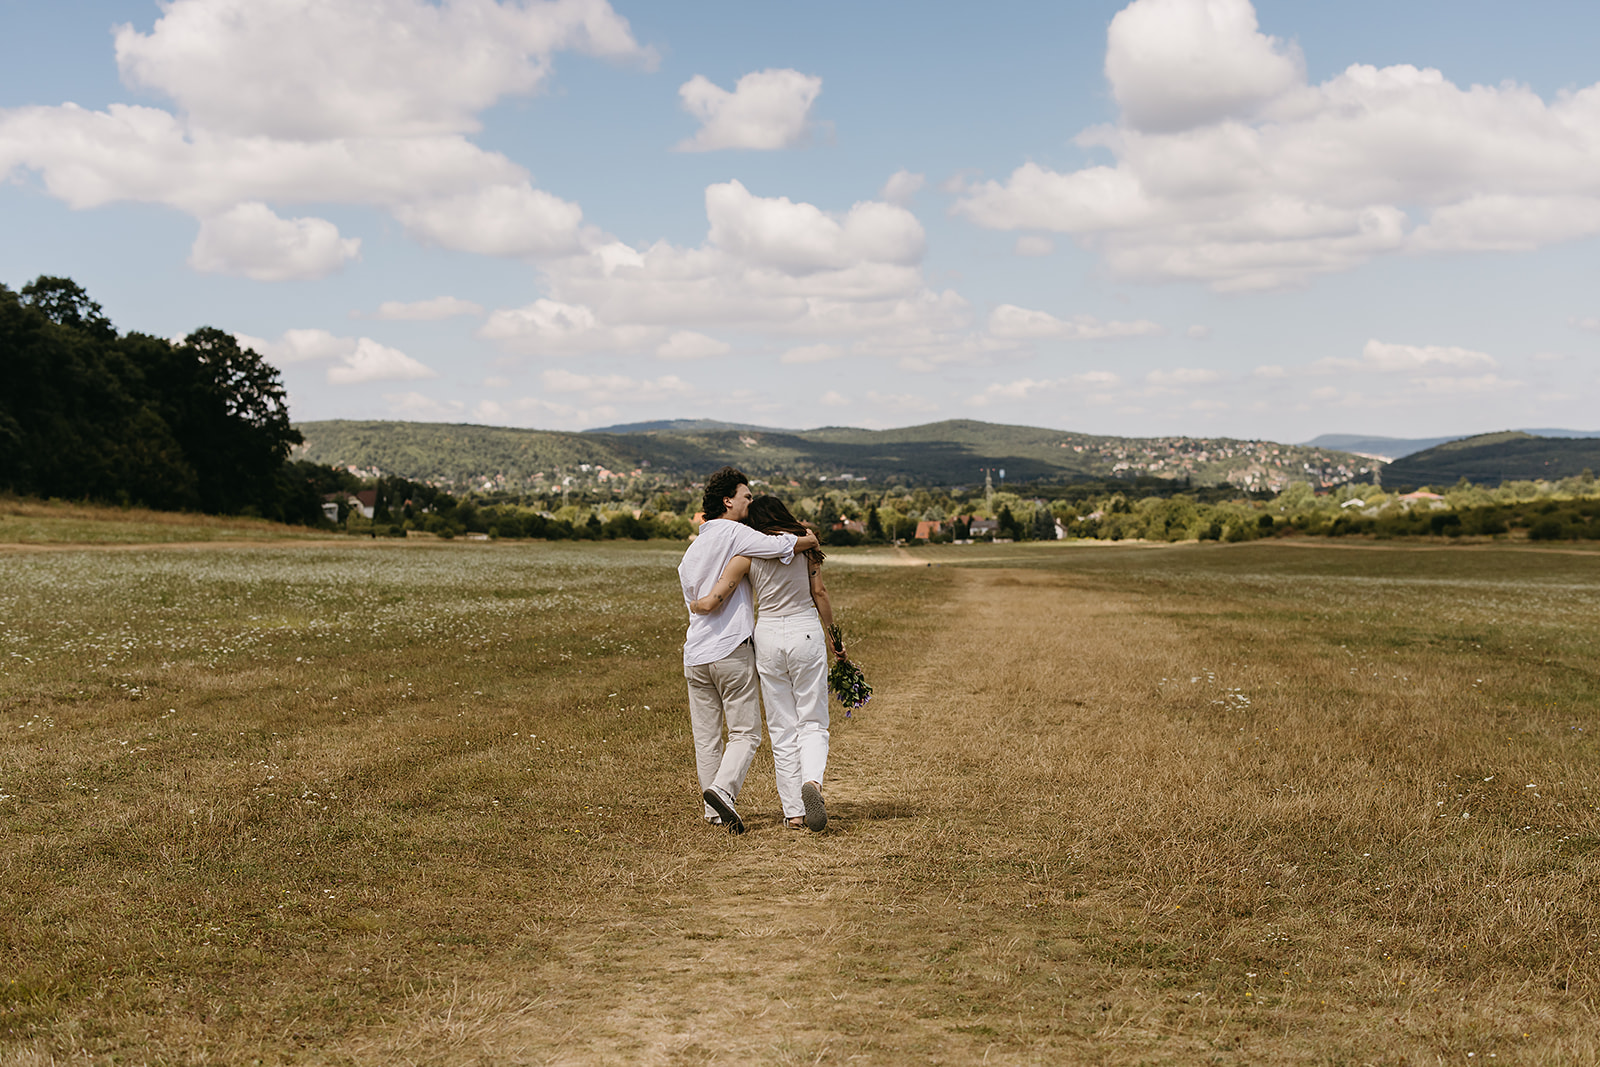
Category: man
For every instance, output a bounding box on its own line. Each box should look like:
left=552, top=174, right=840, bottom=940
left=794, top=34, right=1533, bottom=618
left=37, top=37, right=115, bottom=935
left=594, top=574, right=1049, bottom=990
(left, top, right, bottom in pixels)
left=679, top=466, right=819, bottom=834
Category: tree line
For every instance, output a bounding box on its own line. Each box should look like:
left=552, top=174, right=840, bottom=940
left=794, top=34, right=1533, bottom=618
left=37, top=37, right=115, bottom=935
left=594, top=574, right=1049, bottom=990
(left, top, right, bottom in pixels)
left=0, top=276, right=336, bottom=522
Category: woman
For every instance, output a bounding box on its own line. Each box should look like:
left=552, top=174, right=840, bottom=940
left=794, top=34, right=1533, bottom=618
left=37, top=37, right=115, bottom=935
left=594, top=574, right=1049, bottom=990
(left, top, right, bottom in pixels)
left=690, top=496, right=844, bottom=831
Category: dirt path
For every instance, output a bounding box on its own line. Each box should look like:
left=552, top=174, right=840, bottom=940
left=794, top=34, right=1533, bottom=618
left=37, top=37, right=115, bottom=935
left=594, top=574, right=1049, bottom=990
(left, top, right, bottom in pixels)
left=342, top=566, right=1180, bottom=1064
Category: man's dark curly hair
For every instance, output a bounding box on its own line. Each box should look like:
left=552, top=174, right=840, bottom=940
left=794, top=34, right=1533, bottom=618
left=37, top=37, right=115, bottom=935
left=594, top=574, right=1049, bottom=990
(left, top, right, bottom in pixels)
left=701, top=466, right=749, bottom=520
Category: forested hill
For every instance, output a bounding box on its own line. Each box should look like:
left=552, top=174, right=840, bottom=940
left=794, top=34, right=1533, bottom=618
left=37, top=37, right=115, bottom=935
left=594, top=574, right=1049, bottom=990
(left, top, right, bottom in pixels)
left=1382, top=432, right=1600, bottom=487
left=294, top=418, right=1381, bottom=490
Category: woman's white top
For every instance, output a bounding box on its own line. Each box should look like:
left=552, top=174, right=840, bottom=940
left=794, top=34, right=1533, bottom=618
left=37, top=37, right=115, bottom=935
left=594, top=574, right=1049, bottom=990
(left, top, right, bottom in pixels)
left=751, top=553, right=817, bottom=619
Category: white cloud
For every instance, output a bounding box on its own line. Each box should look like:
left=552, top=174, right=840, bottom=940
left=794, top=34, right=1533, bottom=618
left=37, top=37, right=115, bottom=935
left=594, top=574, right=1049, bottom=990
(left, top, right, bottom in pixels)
left=239, top=327, right=434, bottom=383
left=1187, top=324, right=1212, bottom=340
left=392, top=183, right=587, bottom=257
left=0, top=0, right=650, bottom=273
left=657, top=331, right=730, bottom=360
left=706, top=179, right=924, bottom=273
left=188, top=202, right=360, bottom=280
left=326, top=338, right=437, bottom=385
left=1314, top=340, right=1498, bottom=375
left=1362, top=340, right=1496, bottom=373
left=820, top=390, right=851, bottom=407
left=781, top=344, right=844, bottom=365
left=676, top=69, right=822, bottom=152
left=969, top=371, right=1123, bottom=407
left=1253, top=364, right=1287, bottom=378
left=987, top=304, right=1163, bottom=341
left=480, top=182, right=971, bottom=364
left=1014, top=235, right=1055, bottom=257
left=1571, top=317, right=1600, bottom=334
left=113, top=0, right=654, bottom=140
left=478, top=298, right=662, bottom=355
left=237, top=327, right=352, bottom=364
left=384, top=391, right=465, bottom=420
left=541, top=368, right=693, bottom=406
left=370, top=296, right=484, bottom=321
left=954, top=0, right=1600, bottom=291
left=1146, top=367, right=1223, bottom=387
left=880, top=170, right=925, bottom=205
left=1105, top=0, right=1302, bottom=133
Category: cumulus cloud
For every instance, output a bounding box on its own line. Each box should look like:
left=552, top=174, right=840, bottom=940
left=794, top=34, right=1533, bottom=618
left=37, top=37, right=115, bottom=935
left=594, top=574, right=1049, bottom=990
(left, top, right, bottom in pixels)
left=541, top=368, right=693, bottom=406
left=0, top=0, right=649, bottom=272
left=392, top=183, right=587, bottom=257
left=880, top=170, right=925, bottom=205
left=1315, top=340, right=1498, bottom=374
left=188, top=202, right=360, bottom=280
left=114, top=0, right=654, bottom=140
left=676, top=69, right=822, bottom=152
left=1105, top=0, right=1302, bottom=133
left=1571, top=316, right=1600, bottom=334
left=327, top=338, right=437, bottom=384
left=1014, top=235, right=1054, bottom=257
left=238, top=327, right=434, bottom=383
left=1187, top=324, right=1212, bottom=340
left=986, top=304, right=1163, bottom=341
left=482, top=181, right=972, bottom=364
left=478, top=298, right=662, bottom=355
left=656, top=331, right=730, bottom=359
left=954, top=0, right=1600, bottom=290
left=969, top=371, right=1122, bottom=407
left=369, top=296, right=484, bottom=321
left=236, top=327, right=352, bottom=364
left=706, top=180, right=924, bottom=273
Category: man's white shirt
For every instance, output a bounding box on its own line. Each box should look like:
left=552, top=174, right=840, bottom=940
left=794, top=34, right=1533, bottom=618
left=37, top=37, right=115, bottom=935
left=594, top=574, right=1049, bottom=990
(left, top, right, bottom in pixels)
left=679, top=520, right=798, bottom=667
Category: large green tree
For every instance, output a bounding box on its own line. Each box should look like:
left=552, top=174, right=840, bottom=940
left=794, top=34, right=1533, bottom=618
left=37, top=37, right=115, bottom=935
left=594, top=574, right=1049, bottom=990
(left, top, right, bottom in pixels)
left=0, top=276, right=312, bottom=520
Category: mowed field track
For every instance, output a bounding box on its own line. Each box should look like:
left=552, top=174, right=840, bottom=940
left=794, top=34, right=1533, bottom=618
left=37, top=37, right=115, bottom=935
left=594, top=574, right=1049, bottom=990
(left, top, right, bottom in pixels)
left=3, top=539, right=1598, bottom=1064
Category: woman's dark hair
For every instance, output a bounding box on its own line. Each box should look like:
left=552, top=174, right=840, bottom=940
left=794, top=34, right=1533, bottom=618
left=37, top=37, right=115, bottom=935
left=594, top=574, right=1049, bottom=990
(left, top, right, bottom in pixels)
left=744, top=495, right=824, bottom=563
left=701, top=466, right=748, bottom=520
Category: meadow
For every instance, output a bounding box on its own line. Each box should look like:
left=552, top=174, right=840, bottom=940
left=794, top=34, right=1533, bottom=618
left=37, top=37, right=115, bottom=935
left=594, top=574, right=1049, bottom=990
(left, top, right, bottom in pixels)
left=2, top=526, right=1598, bottom=1064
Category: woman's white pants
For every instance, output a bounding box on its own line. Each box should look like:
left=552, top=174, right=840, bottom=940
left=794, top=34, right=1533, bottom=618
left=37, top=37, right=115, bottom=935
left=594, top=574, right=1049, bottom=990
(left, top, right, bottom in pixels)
left=754, top=611, right=830, bottom=819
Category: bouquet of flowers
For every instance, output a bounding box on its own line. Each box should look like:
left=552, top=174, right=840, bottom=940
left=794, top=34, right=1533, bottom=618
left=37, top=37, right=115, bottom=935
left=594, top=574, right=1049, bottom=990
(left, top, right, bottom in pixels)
left=826, top=625, right=872, bottom=715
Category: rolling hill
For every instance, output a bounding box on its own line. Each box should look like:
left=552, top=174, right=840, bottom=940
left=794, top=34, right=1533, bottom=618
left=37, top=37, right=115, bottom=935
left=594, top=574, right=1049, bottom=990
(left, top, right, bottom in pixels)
left=293, top=419, right=1382, bottom=491
left=1306, top=428, right=1600, bottom=461
left=1380, top=432, right=1600, bottom=488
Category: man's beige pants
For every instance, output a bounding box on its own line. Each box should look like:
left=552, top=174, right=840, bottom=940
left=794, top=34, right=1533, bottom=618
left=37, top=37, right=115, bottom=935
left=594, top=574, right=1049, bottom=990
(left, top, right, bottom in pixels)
left=685, top=642, right=763, bottom=820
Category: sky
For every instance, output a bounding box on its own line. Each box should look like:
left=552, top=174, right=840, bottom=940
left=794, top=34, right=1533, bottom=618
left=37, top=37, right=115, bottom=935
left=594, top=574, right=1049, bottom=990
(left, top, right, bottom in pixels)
left=3, top=0, right=1599, bottom=441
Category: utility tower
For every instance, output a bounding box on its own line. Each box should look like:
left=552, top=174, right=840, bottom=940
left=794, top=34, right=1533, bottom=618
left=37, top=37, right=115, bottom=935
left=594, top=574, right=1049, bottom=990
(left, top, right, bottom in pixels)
left=980, top=467, right=995, bottom=504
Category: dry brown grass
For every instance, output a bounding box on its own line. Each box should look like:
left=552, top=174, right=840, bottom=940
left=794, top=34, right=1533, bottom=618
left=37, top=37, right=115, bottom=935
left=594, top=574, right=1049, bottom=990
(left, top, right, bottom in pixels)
left=2, top=534, right=1597, bottom=1064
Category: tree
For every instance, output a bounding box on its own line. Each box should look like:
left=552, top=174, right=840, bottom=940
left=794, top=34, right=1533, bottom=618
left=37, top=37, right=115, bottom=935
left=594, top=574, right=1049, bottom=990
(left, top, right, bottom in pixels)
left=0, top=277, right=324, bottom=522
left=20, top=276, right=113, bottom=337
left=865, top=505, right=885, bottom=543
left=163, top=328, right=302, bottom=514
left=998, top=504, right=1023, bottom=540
left=816, top=495, right=841, bottom=540
left=1029, top=506, right=1057, bottom=541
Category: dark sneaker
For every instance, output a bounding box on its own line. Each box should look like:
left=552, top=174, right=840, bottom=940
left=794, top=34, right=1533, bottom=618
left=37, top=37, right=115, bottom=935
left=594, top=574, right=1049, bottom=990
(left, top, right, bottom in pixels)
left=702, top=787, right=745, bottom=835
left=801, top=781, right=827, bottom=832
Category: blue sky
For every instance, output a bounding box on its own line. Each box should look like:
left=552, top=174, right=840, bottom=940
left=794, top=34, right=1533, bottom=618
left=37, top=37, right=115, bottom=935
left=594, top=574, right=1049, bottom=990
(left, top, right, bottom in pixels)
left=3, top=0, right=1598, bottom=440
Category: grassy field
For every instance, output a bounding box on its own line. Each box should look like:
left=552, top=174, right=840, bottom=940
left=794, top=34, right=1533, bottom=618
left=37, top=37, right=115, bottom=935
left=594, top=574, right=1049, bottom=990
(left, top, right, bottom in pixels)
left=2, top=532, right=1597, bottom=1064
left=0, top=496, right=332, bottom=546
